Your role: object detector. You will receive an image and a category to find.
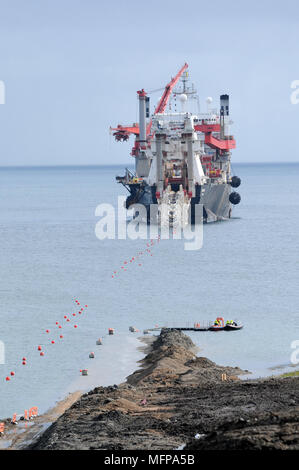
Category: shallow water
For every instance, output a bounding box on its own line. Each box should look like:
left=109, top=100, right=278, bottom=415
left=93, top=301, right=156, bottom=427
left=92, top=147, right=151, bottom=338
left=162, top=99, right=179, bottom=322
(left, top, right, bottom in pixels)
left=0, top=163, right=298, bottom=418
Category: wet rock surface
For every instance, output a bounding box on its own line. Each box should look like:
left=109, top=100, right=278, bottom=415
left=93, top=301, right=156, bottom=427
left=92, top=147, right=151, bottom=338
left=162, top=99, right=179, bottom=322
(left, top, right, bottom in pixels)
left=28, top=329, right=299, bottom=450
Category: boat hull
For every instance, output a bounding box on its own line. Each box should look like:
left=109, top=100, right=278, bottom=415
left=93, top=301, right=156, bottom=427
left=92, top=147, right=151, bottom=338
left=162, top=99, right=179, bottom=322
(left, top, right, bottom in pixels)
left=224, top=325, right=243, bottom=331
left=126, top=182, right=232, bottom=224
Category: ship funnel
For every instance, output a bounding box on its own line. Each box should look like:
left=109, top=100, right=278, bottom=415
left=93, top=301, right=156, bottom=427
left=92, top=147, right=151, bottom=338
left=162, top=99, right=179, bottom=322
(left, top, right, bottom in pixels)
left=220, top=94, right=229, bottom=138
left=220, top=94, right=229, bottom=116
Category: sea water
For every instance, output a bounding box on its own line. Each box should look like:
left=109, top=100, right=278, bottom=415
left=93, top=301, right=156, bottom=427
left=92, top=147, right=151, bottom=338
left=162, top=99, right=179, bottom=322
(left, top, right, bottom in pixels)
left=0, top=163, right=298, bottom=418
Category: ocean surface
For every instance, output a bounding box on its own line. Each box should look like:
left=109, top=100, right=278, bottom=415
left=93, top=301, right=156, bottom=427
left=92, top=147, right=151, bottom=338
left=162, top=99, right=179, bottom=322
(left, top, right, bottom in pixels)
left=0, top=163, right=298, bottom=419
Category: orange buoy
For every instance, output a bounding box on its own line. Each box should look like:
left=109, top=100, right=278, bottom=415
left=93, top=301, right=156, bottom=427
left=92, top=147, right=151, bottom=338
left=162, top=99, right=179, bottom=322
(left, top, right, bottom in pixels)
left=29, top=407, right=37, bottom=418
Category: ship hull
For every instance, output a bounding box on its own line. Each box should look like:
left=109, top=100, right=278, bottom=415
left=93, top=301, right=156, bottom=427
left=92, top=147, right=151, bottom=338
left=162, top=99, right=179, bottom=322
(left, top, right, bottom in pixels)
left=126, top=182, right=232, bottom=224
left=196, top=182, right=232, bottom=222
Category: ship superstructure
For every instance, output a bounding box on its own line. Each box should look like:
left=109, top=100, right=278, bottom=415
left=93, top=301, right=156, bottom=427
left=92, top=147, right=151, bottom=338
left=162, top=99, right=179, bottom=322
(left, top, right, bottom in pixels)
left=111, top=63, right=241, bottom=224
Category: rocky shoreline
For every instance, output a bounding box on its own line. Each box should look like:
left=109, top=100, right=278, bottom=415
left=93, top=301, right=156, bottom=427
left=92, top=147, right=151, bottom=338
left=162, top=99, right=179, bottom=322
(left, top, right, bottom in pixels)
left=27, top=329, right=299, bottom=450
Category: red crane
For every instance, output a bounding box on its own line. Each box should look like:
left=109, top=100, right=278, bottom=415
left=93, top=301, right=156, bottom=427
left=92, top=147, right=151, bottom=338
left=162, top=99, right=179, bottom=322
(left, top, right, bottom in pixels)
left=110, top=63, right=189, bottom=144
left=146, top=62, right=188, bottom=137
left=153, top=62, right=188, bottom=115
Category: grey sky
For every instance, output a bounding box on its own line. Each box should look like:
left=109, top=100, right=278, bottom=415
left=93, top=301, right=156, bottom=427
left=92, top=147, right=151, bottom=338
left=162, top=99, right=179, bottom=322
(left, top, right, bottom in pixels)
left=0, top=0, right=298, bottom=165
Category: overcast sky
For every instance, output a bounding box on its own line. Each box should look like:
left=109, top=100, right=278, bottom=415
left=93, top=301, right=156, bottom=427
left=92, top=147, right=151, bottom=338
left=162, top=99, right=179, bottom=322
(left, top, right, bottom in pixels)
left=0, top=0, right=298, bottom=166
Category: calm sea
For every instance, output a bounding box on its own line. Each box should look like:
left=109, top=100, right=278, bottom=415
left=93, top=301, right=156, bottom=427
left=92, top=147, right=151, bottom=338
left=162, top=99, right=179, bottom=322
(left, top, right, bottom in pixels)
left=0, top=163, right=298, bottom=418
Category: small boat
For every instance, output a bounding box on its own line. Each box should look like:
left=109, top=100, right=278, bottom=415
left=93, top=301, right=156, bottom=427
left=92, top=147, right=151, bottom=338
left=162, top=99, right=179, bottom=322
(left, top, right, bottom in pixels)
left=224, top=322, right=243, bottom=331
left=209, top=316, right=225, bottom=331
left=209, top=324, right=225, bottom=331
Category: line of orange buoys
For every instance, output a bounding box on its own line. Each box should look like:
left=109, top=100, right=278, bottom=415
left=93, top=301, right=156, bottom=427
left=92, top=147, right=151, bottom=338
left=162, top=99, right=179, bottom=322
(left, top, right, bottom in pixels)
left=111, top=235, right=160, bottom=279
left=3, top=235, right=161, bottom=384
left=1, top=236, right=165, bottom=434
left=3, top=299, right=89, bottom=383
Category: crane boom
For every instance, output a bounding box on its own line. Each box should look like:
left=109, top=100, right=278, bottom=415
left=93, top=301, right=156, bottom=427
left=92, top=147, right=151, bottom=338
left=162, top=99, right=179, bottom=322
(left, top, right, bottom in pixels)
left=110, top=63, right=189, bottom=142
left=153, top=62, right=188, bottom=115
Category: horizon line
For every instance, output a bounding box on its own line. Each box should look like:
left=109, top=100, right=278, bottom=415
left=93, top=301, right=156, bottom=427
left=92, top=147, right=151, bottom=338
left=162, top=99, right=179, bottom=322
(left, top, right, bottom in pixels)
left=0, top=161, right=299, bottom=169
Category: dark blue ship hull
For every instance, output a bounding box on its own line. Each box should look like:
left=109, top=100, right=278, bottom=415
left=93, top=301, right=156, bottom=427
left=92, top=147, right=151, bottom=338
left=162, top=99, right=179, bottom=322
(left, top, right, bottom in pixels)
left=126, top=182, right=232, bottom=223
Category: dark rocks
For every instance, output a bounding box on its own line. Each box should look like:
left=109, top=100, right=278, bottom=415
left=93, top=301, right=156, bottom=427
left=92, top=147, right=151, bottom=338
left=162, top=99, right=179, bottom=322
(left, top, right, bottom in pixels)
left=27, top=330, right=299, bottom=450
